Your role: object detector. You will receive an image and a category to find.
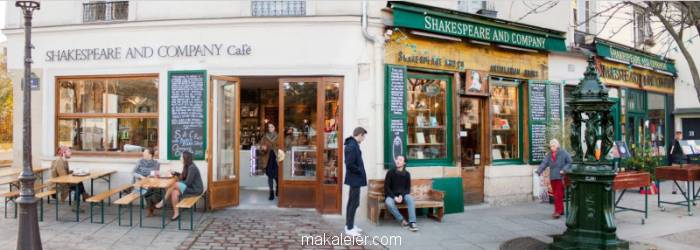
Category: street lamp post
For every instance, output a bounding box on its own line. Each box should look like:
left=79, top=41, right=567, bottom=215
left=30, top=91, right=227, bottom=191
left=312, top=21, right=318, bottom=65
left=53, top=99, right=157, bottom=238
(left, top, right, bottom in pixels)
left=15, top=1, right=42, bottom=250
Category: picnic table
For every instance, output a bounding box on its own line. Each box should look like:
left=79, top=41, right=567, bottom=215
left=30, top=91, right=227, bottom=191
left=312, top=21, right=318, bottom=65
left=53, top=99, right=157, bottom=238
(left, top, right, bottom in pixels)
left=134, top=177, right=176, bottom=229
left=656, top=165, right=700, bottom=216
left=0, top=167, right=50, bottom=190
left=48, top=170, right=116, bottom=222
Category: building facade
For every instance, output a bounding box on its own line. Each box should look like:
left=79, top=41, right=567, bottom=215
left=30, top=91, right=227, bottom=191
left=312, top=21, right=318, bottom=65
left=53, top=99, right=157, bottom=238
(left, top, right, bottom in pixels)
left=4, top=0, right=697, bottom=221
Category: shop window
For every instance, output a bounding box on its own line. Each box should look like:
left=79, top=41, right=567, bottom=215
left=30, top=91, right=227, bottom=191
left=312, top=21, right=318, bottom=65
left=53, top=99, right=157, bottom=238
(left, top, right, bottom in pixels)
left=56, top=75, right=159, bottom=155
left=406, top=74, right=452, bottom=164
left=647, top=93, right=667, bottom=157
left=459, top=97, right=482, bottom=166
left=490, top=80, right=520, bottom=162
left=83, top=1, right=129, bottom=23
left=283, top=81, right=318, bottom=180
left=251, top=0, right=306, bottom=16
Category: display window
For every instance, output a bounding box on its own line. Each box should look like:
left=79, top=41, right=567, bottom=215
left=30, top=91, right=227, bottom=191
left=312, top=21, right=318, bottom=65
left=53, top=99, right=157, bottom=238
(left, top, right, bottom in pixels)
left=405, top=73, right=453, bottom=165
left=647, top=92, right=667, bottom=157
left=490, top=80, right=520, bottom=162
left=56, top=75, right=159, bottom=155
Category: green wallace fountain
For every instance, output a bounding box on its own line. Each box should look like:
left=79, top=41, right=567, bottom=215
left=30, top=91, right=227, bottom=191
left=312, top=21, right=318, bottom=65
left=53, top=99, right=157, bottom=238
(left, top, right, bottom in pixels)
left=551, top=56, right=629, bottom=249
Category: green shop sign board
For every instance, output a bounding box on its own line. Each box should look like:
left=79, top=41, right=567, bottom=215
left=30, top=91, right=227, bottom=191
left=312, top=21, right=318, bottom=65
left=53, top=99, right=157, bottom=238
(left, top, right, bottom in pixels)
left=391, top=3, right=567, bottom=52
left=596, top=41, right=676, bottom=74
left=528, top=81, right=563, bottom=164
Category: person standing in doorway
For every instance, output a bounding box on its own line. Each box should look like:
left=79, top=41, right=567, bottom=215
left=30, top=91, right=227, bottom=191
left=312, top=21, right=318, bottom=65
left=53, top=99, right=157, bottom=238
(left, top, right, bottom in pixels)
left=344, top=127, right=367, bottom=236
left=261, top=141, right=279, bottom=200
left=669, top=131, right=685, bottom=194
left=536, top=139, right=572, bottom=219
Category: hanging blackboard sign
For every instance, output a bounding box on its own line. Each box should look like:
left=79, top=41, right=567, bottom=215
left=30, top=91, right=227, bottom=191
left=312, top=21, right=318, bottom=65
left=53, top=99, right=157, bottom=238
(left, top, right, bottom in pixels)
left=167, top=70, right=208, bottom=160
left=528, top=83, right=547, bottom=122
left=384, top=65, right=408, bottom=168
left=528, top=81, right=563, bottom=164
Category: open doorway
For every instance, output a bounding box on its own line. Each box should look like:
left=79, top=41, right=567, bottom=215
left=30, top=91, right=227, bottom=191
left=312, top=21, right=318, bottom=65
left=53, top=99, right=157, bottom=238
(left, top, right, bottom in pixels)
left=238, top=77, right=280, bottom=208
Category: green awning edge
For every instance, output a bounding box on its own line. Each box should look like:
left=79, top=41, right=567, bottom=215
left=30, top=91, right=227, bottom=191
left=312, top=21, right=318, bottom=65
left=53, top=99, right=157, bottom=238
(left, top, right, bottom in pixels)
left=389, top=1, right=567, bottom=52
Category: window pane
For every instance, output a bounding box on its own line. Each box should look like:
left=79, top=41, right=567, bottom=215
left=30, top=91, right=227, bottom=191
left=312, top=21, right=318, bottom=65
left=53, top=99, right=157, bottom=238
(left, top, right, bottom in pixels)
left=58, top=77, right=158, bottom=114
left=323, top=81, right=340, bottom=184
left=407, top=76, right=448, bottom=160
left=648, top=93, right=666, bottom=156
left=283, top=81, right=317, bottom=180
left=491, top=85, right=519, bottom=160
left=459, top=98, right=482, bottom=166
left=58, top=118, right=158, bottom=152
left=216, top=83, right=237, bottom=181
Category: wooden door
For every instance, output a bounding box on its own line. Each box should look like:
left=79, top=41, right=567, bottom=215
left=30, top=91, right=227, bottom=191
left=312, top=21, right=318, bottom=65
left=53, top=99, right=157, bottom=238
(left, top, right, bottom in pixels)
left=278, top=78, right=322, bottom=208
left=459, top=96, right=486, bottom=204
left=208, top=76, right=241, bottom=209
left=317, top=77, right=343, bottom=214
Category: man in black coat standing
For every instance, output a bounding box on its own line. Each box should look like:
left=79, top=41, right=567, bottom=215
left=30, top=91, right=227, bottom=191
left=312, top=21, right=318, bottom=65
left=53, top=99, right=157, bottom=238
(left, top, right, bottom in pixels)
left=344, top=127, right=367, bottom=236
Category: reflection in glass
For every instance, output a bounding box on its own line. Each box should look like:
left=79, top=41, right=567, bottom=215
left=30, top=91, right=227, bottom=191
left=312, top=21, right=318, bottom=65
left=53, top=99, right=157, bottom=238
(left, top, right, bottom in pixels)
left=283, top=81, right=318, bottom=180
left=490, top=85, right=519, bottom=160
left=216, top=83, right=237, bottom=181
left=57, top=118, right=158, bottom=152
left=59, top=78, right=159, bottom=114
left=323, top=82, right=340, bottom=184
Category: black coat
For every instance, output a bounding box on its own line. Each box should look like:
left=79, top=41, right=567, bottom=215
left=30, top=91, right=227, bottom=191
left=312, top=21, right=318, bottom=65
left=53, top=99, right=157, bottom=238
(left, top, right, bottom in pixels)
left=344, top=137, right=367, bottom=187
left=265, top=150, right=278, bottom=179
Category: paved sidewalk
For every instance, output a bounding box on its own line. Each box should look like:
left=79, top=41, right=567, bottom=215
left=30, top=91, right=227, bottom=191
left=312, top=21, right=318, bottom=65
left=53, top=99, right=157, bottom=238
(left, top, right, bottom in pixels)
left=2, top=180, right=700, bottom=249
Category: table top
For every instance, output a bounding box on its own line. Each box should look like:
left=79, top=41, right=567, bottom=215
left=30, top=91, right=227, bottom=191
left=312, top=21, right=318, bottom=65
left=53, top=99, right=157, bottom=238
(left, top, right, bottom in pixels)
left=48, top=170, right=117, bottom=184
left=0, top=167, right=50, bottom=178
left=613, top=171, right=651, bottom=190
left=656, top=165, right=700, bottom=181
left=135, top=177, right=176, bottom=189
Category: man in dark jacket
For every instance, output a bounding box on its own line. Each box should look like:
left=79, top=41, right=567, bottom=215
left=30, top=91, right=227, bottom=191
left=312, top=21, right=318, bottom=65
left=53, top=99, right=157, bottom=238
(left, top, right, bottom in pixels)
left=344, top=127, right=367, bottom=236
left=384, top=155, right=418, bottom=231
left=669, top=131, right=684, bottom=194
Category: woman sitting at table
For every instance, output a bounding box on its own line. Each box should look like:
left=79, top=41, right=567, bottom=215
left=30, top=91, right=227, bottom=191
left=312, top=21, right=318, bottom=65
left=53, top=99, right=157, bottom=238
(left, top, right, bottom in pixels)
left=133, top=147, right=160, bottom=216
left=51, top=145, right=90, bottom=209
left=155, top=151, right=203, bottom=220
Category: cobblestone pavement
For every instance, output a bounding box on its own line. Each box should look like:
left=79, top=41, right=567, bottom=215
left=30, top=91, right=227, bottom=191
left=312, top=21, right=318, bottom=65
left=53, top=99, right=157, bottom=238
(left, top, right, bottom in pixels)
left=178, top=208, right=385, bottom=250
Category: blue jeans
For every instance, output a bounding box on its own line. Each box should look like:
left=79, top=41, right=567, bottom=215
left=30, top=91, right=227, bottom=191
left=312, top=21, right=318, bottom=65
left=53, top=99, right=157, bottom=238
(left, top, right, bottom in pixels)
left=385, top=194, right=416, bottom=223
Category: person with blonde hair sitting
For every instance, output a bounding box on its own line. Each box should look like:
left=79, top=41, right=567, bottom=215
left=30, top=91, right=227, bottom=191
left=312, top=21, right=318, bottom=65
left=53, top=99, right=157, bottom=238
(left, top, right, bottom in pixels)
left=535, top=139, right=572, bottom=219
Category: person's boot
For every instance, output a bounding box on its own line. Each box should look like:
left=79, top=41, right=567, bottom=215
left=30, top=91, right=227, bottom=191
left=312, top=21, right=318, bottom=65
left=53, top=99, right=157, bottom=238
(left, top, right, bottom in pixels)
left=269, top=190, right=275, bottom=200
left=275, top=187, right=279, bottom=197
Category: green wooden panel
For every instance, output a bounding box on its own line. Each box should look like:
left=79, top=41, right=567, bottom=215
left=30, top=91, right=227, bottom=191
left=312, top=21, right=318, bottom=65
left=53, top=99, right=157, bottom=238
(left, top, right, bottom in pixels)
left=431, top=177, right=464, bottom=214
left=167, top=70, right=208, bottom=160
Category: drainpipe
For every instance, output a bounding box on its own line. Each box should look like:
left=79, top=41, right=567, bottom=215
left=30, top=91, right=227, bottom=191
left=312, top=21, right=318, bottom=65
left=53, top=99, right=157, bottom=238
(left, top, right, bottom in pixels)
left=362, top=0, right=385, bottom=179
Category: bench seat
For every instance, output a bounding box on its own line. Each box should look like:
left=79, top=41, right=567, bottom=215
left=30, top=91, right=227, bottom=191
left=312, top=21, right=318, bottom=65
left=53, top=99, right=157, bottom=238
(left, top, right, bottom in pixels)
left=367, top=179, right=445, bottom=224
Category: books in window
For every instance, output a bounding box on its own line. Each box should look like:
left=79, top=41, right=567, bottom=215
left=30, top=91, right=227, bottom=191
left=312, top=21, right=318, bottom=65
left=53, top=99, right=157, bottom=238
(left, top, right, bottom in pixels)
left=492, top=149, right=502, bottom=160
left=429, top=134, right=437, bottom=144
left=416, top=132, right=426, bottom=144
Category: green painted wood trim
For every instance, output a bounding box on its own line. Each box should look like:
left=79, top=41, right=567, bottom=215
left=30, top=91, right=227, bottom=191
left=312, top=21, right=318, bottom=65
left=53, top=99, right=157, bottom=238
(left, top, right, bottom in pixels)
left=167, top=70, right=208, bottom=161
left=384, top=64, right=409, bottom=168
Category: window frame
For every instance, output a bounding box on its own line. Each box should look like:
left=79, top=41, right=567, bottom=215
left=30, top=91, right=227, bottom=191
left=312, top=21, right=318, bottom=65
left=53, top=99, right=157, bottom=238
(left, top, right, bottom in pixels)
left=404, top=71, right=454, bottom=167
left=82, top=1, right=129, bottom=23
left=55, top=74, right=159, bottom=157
left=489, top=78, right=524, bottom=165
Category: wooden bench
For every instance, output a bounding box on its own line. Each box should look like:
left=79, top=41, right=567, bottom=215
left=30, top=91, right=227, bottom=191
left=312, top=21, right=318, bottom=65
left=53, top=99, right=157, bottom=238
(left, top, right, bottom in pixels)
left=86, top=184, right=133, bottom=224
left=36, top=188, right=57, bottom=222
left=114, top=192, right=141, bottom=227
left=367, top=179, right=445, bottom=225
left=176, top=193, right=206, bottom=230
left=1, top=183, right=49, bottom=219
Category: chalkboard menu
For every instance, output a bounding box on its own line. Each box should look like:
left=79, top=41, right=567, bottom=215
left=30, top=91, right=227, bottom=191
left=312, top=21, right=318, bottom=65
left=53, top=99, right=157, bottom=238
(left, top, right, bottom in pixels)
left=530, top=124, right=548, bottom=162
left=549, top=84, right=561, bottom=123
left=168, top=70, right=208, bottom=160
left=529, top=83, right=547, bottom=122
left=528, top=81, right=562, bottom=163
left=384, top=65, right=408, bottom=167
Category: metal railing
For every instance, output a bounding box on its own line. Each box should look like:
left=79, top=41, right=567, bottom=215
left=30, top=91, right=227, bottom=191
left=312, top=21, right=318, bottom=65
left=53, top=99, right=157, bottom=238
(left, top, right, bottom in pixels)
left=83, top=1, right=129, bottom=23
left=251, top=0, right=306, bottom=17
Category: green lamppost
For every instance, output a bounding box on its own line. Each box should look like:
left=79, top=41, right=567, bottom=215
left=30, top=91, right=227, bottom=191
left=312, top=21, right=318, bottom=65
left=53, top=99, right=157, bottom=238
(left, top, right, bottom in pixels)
left=551, top=57, right=628, bottom=249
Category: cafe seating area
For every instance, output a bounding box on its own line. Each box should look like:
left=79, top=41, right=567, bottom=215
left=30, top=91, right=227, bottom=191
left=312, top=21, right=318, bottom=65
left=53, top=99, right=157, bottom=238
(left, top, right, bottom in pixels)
left=0, top=168, right=208, bottom=231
